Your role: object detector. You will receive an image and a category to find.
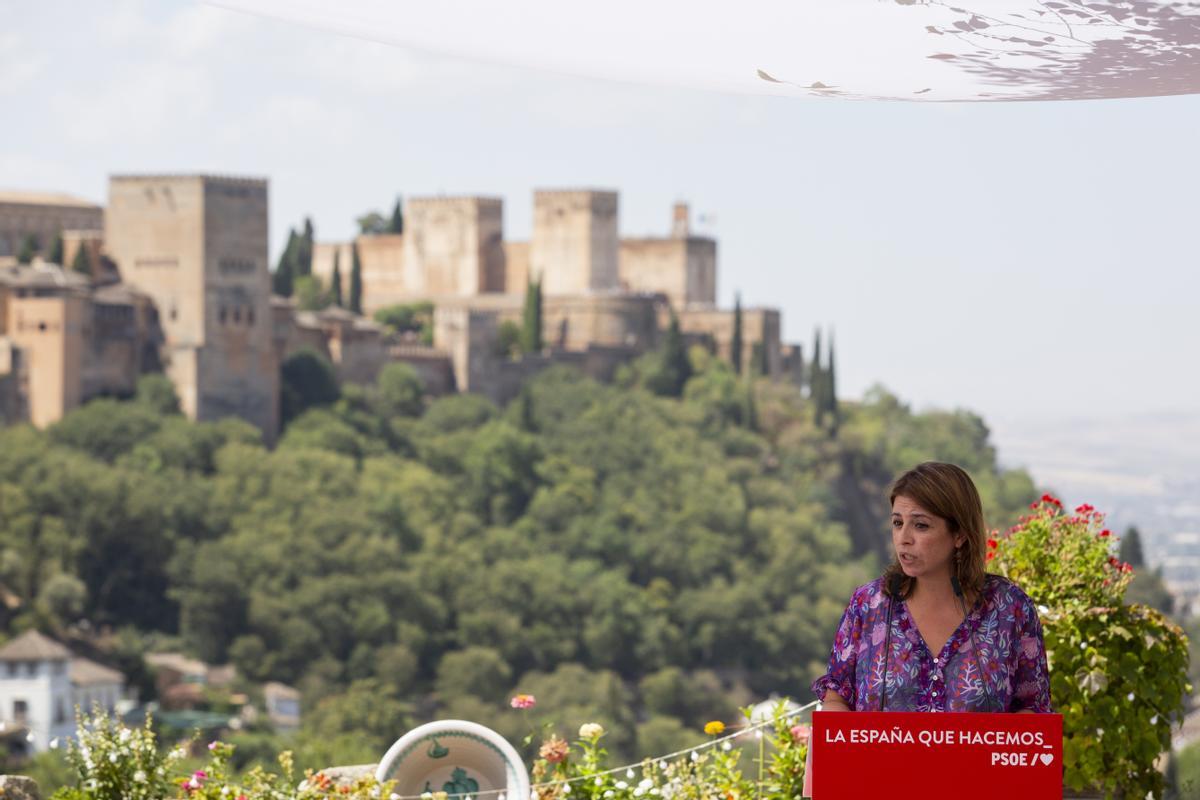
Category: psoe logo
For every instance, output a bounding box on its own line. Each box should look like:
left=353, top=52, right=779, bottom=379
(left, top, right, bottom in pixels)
left=990, top=752, right=1055, bottom=767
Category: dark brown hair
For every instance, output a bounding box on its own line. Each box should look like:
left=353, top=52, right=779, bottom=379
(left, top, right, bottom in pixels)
left=881, top=462, right=987, bottom=603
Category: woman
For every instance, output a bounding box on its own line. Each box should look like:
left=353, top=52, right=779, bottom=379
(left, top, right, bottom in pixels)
left=811, top=461, right=1051, bottom=713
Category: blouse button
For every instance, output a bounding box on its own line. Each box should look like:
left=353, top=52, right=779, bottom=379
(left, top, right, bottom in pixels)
left=932, top=690, right=939, bottom=697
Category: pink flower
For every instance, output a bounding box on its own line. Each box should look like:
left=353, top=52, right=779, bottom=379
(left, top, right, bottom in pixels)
left=510, top=693, right=536, bottom=709
left=207, top=741, right=220, bottom=751
left=789, top=724, right=811, bottom=744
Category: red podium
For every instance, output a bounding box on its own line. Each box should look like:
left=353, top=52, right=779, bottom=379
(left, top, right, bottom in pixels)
left=808, top=711, right=1063, bottom=799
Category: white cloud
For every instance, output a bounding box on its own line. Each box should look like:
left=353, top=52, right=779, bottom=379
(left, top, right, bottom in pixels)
left=50, top=62, right=214, bottom=146
left=0, top=31, right=47, bottom=96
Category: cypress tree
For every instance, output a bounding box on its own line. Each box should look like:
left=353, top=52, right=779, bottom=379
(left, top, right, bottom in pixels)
left=757, top=337, right=770, bottom=376
left=71, top=243, right=91, bottom=277
left=1119, top=526, right=1146, bottom=568
left=349, top=243, right=363, bottom=314
left=298, top=217, right=314, bottom=277
left=16, top=234, right=38, bottom=265
left=389, top=197, right=404, bottom=234
left=743, top=377, right=758, bottom=431
left=47, top=232, right=64, bottom=265
left=331, top=250, right=343, bottom=307
left=273, top=229, right=297, bottom=296
left=520, top=276, right=543, bottom=354
left=731, top=292, right=744, bottom=376
left=654, top=311, right=693, bottom=397
left=811, top=327, right=824, bottom=424
left=826, top=332, right=840, bottom=435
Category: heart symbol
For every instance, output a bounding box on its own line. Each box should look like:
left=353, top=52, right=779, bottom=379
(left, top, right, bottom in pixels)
left=1040, top=753, right=1054, bottom=766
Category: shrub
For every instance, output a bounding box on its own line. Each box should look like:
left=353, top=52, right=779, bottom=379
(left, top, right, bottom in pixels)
left=989, top=496, right=1190, bottom=799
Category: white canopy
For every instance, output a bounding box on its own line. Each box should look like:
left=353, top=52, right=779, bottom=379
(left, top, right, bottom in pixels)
left=209, top=0, right=1200, bottom=102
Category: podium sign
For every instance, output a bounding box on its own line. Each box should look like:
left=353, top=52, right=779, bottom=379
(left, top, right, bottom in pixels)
left=811, top=711, right=1062, bottom=799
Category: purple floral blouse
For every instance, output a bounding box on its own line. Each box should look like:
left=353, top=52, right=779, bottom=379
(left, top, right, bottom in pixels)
left=811, top=575, right=1052, bottom=713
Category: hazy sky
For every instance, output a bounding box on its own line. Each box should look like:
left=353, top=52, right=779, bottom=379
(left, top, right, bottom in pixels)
left=4, top=0, right=1198, bottom=431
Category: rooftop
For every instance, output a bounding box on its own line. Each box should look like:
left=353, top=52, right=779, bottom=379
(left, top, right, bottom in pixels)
left=70, top=657, right=125, bottom=687
left=0, top=630, right=72, bottom=662
left=0, top=190, right=102, bottom=210
left=0, top=261, right=91, bottom=292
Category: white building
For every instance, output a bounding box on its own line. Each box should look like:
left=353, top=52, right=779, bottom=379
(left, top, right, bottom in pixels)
left=0, top=630, right=125, bottom=754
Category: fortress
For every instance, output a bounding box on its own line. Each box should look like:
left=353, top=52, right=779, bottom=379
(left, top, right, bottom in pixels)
left=0, top=176, right=803, bottom=440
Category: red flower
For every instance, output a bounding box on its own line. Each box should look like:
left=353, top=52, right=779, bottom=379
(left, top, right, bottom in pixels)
left=985, top=552, right=995, bottom=562
left=1040, top=493, right=1062, bottom=507
left=1075, top=504, right=1094, bottom=514
left=987, top=538, right=998, bottom=549
left=1100, top=529, right=1111, bottom=537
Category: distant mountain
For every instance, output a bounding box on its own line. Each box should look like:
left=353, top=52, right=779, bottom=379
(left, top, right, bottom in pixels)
left=990, top=410, right=1200, bottom=567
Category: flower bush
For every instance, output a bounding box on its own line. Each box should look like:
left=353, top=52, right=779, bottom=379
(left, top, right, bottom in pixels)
left=529, top=701, right=808, bottom=800
left=51, top=709, right=185, bottom=800
left=989, top=496, right=1190, bottom=799
left=49, top=709, right=393, bottom=800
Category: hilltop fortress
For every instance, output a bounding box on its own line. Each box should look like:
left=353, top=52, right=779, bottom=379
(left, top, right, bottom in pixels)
left=0, top=176, right=803, bottom=440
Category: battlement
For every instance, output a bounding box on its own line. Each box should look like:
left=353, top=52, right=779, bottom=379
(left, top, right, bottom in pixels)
left=407, top=195, right=503, bottom=208
left=110, top=174, right=268, bottom=189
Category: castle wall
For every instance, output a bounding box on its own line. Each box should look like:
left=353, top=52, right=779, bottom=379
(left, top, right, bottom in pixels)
left=675, top=306, right=784, bottom=378
left=532, top=190, right=618, bottom=295
left=4, top=292, right=85, bottom=427
left=311, top=241, right=354, bottom=301
left=356, top=235, right=407, bottom=312
left=503, top=241, right=529, bottom=294
left=0, top=193, right=103, bottom=260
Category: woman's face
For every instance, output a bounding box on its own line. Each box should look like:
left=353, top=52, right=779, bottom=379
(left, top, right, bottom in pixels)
left=891, top=495, right=964, bottom=581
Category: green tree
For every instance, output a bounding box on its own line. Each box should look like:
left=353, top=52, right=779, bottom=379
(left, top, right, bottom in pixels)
left=70, top=243, right=91, bottom=276
left=47, top=231, right=64, bottom=265
left=134, top=374, right=180, bottom=416
left=825, top=331, right=839, bottom=434
left=273, top=229, right=298, bottom=296
left=280, top=348, right=341, bottom=426
left=731, top=293, right=744, bottom=375
left=810, top=327, right=823, bottom=424
left=293, top=275, right=330, bottom=311
left=376, top=362, right=425, bottom=418
left=17, top=233, right=39, bottom=264
left=349, top=243, right=363, bottom=314
left=495, top=320, right=521, bottom=359
left=435, top=646, right=513, bottom=703
left=374, top=302, right=434, bottom=344
left=520, top=276, right=544, bottom=355
left=357, top=211, right=387, bottom=235
left=389, top=197, right=404, bottom=234
left=647, top=312, right=693, bottom=397
left=331, top=251, right=344, bottom=308
left=298, top=217, right=314, bottom=277
left=1119, top=525, right=1145, bottom=567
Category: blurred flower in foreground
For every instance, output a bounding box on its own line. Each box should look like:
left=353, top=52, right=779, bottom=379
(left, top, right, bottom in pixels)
left=511, top=694, right=536, bottom=709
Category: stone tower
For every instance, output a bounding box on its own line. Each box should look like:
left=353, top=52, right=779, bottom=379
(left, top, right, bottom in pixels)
left=531, top=190, right=619, bottom=295
left=104, top=174, right=279, bottom=440
left=403, top=196, right=505, bottom=297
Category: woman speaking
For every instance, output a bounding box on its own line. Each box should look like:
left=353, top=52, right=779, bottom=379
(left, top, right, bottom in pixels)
left=812, top=462, right=1051, bottom=713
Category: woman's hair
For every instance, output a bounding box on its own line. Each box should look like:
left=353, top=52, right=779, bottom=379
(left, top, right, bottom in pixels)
left=881, top=461, right=987, bottom=602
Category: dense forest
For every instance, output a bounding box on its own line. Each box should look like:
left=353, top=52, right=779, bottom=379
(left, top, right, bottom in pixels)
left=0, top=346, right=1043, bottom=770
